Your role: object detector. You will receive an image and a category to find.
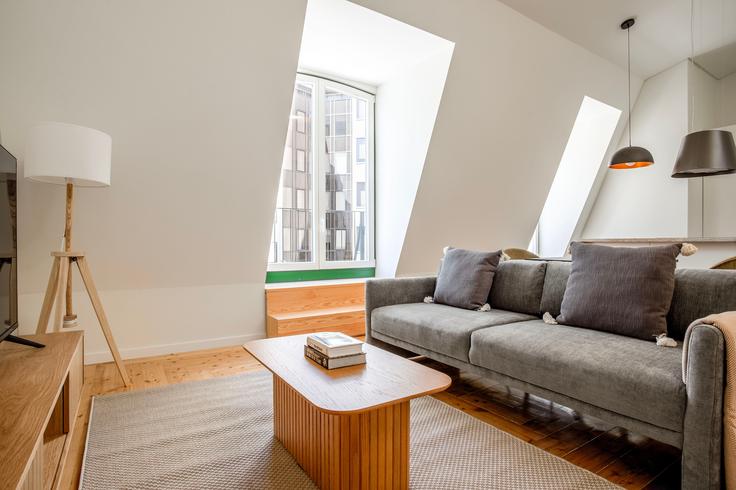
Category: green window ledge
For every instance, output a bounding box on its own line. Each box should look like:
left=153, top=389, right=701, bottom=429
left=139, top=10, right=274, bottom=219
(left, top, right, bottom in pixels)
left=266, top=267, right=375, bottom=284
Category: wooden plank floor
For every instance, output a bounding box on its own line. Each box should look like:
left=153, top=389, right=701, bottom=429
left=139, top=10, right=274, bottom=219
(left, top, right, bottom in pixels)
left=59, top=345, right=681, bottom=489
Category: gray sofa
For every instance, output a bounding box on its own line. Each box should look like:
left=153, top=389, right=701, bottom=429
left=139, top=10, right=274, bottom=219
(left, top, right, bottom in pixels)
left=365, top=259, right=736, bottom=490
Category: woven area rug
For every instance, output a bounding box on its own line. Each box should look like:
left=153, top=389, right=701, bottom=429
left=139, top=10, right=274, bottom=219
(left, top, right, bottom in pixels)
left=81, top=370, right=619, bottom=489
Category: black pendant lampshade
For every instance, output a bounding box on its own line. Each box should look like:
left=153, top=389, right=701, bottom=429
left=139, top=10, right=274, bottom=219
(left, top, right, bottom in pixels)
left=610, top=146, right=655, bottom=169
left=671, top=130, right=736, bottom=178
left=609, top=18, right=655, bottom=170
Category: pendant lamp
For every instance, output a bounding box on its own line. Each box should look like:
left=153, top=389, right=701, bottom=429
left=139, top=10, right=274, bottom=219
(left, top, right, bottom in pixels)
left=671, top=0, right=736, bottom=178
left=609, top=18, right=655, bottom=169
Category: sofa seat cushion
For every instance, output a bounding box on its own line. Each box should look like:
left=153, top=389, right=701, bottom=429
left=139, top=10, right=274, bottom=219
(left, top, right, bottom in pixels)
left=468, top=320, right=686, bottom=431
left=371, top=303, right=536, bottom=362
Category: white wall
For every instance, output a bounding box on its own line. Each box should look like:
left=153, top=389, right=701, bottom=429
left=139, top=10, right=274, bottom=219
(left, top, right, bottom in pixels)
left=583, top=61, right=690, bottom=239
left=349, top=0, right=634, bottom=277
left=702, top=124, right=736, bottom=237
left=375, top=49, right=453, bottom=277
left=689, top=63, right=720, bottom=132
left=1, top=0, right=643, bottom=361
left=719, top=71, right=736, bottom=127
left=0, top=0, right=307, bottom=362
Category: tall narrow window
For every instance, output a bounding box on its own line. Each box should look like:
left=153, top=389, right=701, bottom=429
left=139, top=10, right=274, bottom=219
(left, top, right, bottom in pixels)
left=269, top=74, right=375, bottom=274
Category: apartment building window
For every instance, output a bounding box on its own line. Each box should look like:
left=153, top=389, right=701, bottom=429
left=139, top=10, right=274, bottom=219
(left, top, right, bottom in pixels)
left=268, top=74, right=375, bottom=275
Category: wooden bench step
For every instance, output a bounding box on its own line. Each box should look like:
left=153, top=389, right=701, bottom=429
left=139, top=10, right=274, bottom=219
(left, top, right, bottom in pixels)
left=267, top=308, right=365, bottom=338
left=265, top=282, right=366, bottom=338
left=270, top=305, right=364, bottom=321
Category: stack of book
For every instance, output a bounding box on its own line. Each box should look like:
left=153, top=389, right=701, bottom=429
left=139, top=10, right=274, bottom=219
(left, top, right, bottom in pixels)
left=304, top=332, right=366, bottom=369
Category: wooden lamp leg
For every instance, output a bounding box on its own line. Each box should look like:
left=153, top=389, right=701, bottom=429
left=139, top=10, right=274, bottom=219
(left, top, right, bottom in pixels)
left=37, top=251, right=131, bottom=387
left=75, top=256, right=132, bottom=387
left=36, top=256, right=61, bottom=335
left=63, top=182, right=78, bottom=328
left=53, top=257, right=70, bottom=332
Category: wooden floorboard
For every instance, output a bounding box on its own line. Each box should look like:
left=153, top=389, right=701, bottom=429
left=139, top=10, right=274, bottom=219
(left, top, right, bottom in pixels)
left=59, top=345, right=681, bottom=489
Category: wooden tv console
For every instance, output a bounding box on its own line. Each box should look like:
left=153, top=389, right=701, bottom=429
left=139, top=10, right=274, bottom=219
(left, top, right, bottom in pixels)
left=0, top=331, right=83, bottom=490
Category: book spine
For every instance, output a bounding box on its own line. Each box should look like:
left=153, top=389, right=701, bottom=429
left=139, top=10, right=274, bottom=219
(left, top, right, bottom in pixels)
left=306, top=337, right=331, bottom=356
left=304, top=345, right=329, bottom=368
left=304, top=345, right=365, bottom=369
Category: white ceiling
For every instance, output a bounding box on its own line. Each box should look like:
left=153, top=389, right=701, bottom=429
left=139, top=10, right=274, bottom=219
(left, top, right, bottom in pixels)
left=298, top=0, right=452, bottom=86
left=499, top=0, right=736, bottom=79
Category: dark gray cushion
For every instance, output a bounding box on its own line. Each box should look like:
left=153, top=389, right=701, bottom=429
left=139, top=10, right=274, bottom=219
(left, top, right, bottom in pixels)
left=371, top=303, right=536, bottom=362
left=557, top=243, right=681, bottom=340
left=668, top=268, right=736, bottom=339
left=488, top=260, right=547, bottom=315
left=539, top=260, right=571, bottom=317
left=434, top=248, right=502, bottom=310
left=468, top=320, right=686, bottom=431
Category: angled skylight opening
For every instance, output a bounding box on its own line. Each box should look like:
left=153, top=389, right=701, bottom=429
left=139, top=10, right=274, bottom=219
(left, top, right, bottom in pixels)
left=530, top=96, right=621, bottom=257
left=268, top=0, right=454, bottom=279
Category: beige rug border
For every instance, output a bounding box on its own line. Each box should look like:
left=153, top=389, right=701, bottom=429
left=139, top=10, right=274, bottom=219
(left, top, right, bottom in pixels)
left=79, top=370, right=621, bottom=489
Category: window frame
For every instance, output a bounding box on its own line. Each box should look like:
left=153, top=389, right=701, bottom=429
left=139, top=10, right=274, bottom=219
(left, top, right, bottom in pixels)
left=268, top=73, right=375, bottom=272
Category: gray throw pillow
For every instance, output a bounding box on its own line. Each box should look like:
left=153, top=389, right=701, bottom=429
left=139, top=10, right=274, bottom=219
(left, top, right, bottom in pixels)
left=557, top=242, right=681, bottom=340
left=434, top=248, right=502, bottom=310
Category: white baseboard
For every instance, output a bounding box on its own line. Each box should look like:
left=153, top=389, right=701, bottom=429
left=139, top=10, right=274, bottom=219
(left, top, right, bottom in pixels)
left=84, top=332, right=265, bottom=364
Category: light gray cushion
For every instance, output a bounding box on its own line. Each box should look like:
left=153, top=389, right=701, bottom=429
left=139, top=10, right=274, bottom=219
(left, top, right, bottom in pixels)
left=667, top=269, right=736, bottom=340
left=371, top=303, right=536, bottom=362
left=539, top=260, right=571, bottom=317
left=488, top=260, right=547, bottom=315
left=434, top=248, right=502, bottom=310
left=468, top=320, right=686, bottom=431
left=557, top=243, right=681, bottom=340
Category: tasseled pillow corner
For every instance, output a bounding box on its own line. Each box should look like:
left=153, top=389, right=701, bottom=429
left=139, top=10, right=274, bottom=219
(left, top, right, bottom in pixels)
left=681, top=243, right=698, bottom=256
left=655, top=333, right=677, bottom=347
left=542, top=312, right=558, bottom=325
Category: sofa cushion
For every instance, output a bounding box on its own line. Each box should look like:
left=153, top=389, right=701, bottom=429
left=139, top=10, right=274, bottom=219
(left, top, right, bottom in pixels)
left=539, top=260, right=571, bottom=317
left=434, top=248, right=502, bottom=310
left=371, top=303, right=536, bottom=362
left=668, top=269, right=736, bottom=339
left=489, top=260, right=547, bottom=316
left=557, top=242, right=681, bottom=340
left=468, top=320, right=686, bottom=431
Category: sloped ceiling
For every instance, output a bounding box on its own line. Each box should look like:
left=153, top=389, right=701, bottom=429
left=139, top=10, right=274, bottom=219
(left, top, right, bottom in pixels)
left=499, top=0, right=736, bottom=79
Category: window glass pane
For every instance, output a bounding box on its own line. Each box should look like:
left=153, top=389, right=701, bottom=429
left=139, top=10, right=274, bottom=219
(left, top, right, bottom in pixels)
left=323, top=86, right=370, bottom=262
left=270, top=81, right=314, bottom=264
left=356, top=138, right=366, bottom=163
left=333, top=153, right=348, bottom=174
left=282, top=186, right=292, bottom=208
left=356, top=182, right=365, bottom=207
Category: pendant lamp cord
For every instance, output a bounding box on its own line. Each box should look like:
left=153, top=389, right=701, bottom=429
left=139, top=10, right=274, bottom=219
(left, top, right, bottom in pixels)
left=627, top=25, right=632, bottom=147
left=690, top=0, right=696, bottom=132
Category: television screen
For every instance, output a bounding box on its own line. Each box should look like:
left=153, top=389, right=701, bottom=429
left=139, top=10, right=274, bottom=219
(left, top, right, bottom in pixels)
left=0, top=144, right=17, bottom=340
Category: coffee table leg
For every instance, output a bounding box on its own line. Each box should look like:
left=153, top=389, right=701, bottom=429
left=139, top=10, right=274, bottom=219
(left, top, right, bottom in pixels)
left=273, top=375, right=409, bottom=489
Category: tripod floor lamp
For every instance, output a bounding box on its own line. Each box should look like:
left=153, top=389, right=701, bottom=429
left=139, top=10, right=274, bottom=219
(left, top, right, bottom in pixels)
left=25, top=122, right=131, bottom=386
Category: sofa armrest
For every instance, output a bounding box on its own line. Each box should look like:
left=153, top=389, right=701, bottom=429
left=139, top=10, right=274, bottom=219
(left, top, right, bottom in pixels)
left=681, top=323, right=725, bottom=489
left=364, top=276, right=436, bottom=343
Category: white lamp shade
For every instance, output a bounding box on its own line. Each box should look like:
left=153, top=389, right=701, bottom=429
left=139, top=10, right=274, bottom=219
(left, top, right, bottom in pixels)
left=24, top=122, right=111, bottom=187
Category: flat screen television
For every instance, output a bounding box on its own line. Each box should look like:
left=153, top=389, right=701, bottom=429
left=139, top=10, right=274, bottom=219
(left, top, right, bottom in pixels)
left=0, top=144, right=42, bottom=348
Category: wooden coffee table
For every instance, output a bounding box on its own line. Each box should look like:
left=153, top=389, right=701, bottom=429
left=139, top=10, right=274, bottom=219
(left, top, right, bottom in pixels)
left=244, top=334, right=451, bottom=490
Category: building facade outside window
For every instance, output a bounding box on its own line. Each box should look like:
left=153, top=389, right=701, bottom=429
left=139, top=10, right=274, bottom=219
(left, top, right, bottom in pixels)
left=268, top=74, right=375, bottom=276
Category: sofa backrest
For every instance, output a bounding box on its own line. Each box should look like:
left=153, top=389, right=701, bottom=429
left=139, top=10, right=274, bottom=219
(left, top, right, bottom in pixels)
left=540, top=260, right=571, bottom=317
left=667, top=269, right=736, bottom=339
left=532, top=259, right=736, bottom=340
left=489, top=260, right=547, bottom=316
